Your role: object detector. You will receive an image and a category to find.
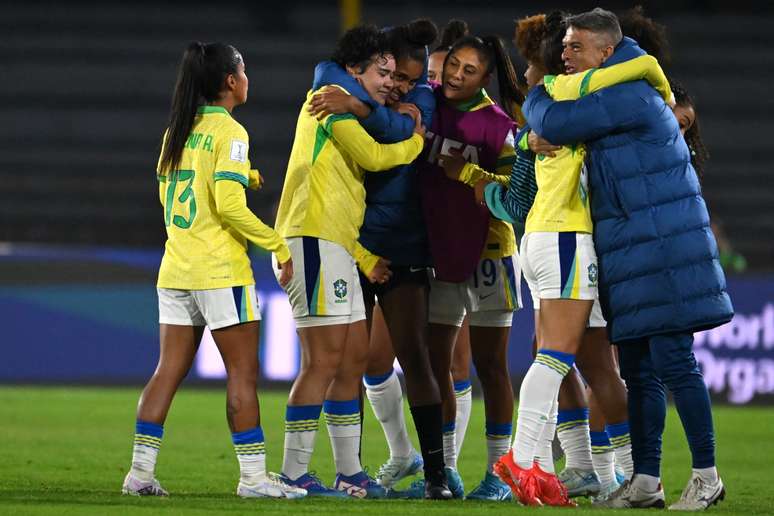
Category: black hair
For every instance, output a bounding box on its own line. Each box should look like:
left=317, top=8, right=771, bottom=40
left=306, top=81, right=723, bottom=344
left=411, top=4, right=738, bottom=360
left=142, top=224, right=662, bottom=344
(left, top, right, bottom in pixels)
left=388, top=18, right=438, bottom=64
left=447, top=35, right=525, bottom=120
left=540, top=11, right=569, bottom=76
left=331, top=24, right=389, bottom=73
left=566, top=7, right=623, bottom=48
left=618, top=5, right=671, bottom=67
left=432, top=19, right=469, bottom=54
left=670, top=78, right=709, bottom=177
left=159, top=41, right=242, bottom=175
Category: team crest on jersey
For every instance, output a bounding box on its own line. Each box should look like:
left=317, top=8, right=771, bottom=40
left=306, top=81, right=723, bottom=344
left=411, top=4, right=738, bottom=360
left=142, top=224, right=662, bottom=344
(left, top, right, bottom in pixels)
left=230, top=140, right=247, bottom=163
left=588, top=263, right=598, bottom=286
left=333, top=279, right=348, bottom=301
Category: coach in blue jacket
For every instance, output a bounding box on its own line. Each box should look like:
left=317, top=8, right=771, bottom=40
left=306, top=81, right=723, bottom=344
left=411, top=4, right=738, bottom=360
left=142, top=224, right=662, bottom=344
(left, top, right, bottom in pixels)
left=523, top=8, right=733, bottom=510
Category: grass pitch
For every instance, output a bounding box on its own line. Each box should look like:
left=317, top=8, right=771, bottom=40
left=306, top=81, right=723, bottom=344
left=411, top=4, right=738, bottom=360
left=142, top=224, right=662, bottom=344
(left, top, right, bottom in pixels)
left=1, top=386, right=772, bottom=515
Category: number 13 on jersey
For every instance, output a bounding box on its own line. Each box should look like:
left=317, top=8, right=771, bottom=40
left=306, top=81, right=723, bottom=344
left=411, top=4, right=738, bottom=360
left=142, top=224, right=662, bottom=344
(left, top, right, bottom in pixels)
left=161, top=169, right=197, bottom=229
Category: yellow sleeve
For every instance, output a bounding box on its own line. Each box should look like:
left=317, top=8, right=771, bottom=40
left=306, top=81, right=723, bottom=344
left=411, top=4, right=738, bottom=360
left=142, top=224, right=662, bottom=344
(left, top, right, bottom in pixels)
left=457, top=130, right=516, bottom=187
left=248, top=168, right=263, bottom=190
left=214, top=179, right=291, bottom=263
left=213, top=123, right=251, bottom=186
left=326, top=116, right=424, bottom=171
left=547, top=55, right=672, bottom=102
left=352, top=241, right=380, bottom=276
left=157, top=131, right=168, bottom=205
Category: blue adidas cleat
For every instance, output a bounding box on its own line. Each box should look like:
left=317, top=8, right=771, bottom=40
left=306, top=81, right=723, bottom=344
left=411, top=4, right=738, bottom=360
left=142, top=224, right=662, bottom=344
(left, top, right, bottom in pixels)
left=466, top=471, right=513, bottom=501
left=445, top=467, right=465, bottom=499
left=334, top=470, right=387, bottom=499
left=558, top=467, right=601, bottom=497
left=392, top=467, right=464, bottom=499
left=277, top=472, right=348, bottom=498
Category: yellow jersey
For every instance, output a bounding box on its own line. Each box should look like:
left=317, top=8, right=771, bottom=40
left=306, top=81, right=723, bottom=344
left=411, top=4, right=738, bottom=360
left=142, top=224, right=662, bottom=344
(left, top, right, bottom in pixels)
left=157, top=106, right=290, bottom=290
left=525, top=55, right=672, bottom=234
left=275, top=87, right=424, bottom=271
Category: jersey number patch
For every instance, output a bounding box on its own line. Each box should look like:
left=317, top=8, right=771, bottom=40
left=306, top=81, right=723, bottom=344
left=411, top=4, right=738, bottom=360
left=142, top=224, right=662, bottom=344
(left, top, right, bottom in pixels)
left=164, top=169, right=197, bottom=229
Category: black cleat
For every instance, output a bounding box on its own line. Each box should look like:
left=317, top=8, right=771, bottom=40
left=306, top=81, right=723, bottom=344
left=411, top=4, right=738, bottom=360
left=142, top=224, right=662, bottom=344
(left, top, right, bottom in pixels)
left=425, top=470, right=453, bottom=500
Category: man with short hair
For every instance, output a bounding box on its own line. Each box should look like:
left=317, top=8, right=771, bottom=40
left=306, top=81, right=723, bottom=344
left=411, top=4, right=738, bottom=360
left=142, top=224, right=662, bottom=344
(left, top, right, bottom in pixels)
left=523, top=7, right=733, bottom=511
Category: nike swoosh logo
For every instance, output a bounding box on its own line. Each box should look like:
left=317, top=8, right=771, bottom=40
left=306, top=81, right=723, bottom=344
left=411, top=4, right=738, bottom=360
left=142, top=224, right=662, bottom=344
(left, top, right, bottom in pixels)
left=698, top=484, right=723, bottom=504
left=409, top=267, right=426, bottom=273
left=479, top=293, right=495, bottom=300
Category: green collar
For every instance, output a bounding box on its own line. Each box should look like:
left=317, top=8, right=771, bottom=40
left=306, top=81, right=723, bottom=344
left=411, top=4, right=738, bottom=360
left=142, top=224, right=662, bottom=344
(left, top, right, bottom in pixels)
left=197, top=105, right=230, bottom=116
left=452, top=89, right=487, bottom=112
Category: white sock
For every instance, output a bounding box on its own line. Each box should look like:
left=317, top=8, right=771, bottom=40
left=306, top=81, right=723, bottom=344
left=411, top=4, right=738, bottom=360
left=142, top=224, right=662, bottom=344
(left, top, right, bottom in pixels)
left=454, top=379, right=473, bottom=458
left=558, top=424, right=594, bottom=470
left=632, top=473, right=661, bottom=492
left=443, top=424, right=457, bottom=470
left=590, top=430, right=615, bottom=485
left=365, top=371, right=413, bottom=459
left=131, top=421, right=163, bottom=482
left=130, top=444, right=159, bottom=482
left=282, top=405, right=321, bottom=480
left=614, top=443, right=634, bottom=480
left=513, top=350, right=574, bottom=469
left=232, top=427, right=268, bottom=485
left=606, top=422, right=634, bottom=480
left=237, top=453, right=266, bottom=484
left=693, top=466, right=718, bottom=484
left=485, top=420, right=513, bottom=473
left=534, top=398, right=558, bottom=473
left=324, top=399, right=362, bottom=476
left=592, top=451, right=616, bottom=486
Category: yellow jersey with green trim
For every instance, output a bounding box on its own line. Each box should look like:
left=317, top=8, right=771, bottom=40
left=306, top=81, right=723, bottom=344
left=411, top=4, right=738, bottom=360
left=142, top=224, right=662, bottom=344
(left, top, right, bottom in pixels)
left=276, top=87, right=424, bottom=258
left=156, top=106, right=287, bottom=290
left=525, top=54, right=672, bottom=234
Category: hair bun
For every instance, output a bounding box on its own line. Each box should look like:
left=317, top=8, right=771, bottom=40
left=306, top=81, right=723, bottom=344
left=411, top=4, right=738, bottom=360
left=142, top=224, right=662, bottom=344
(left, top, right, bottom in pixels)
left=544, top=11, right=566, bottom=33
left=406, top=18, right=438, bottom=46
left=440, top=19, right=469, bottom=48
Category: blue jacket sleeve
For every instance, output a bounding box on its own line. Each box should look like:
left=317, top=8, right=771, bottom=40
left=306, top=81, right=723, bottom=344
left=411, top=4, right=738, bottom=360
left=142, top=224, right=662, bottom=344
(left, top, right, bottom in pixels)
left=312, top=60, right=424, bottom=144
left=523, top=84, right=644, bottom=145
left=362, top=83, right=436, bottom=144
left=313, top=61, right=377, bottom=108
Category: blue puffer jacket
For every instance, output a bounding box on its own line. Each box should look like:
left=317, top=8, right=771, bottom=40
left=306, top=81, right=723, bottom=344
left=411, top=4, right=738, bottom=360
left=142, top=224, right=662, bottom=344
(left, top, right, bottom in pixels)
left=522, top=37, right=734, bottom=343
left=312, top=61, right=435, bottom=266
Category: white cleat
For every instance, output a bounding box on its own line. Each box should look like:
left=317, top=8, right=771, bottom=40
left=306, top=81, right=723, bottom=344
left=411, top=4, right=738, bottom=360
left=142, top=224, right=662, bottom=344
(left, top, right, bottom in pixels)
left=558, top=467, right=601, bottom=497
left=122, top=472, right=169, bottom=496
left=375, top=450, right=424, bottom=488
left=595, top=479, right=666, bottom=509
left=237, top=473, right=307, bottom=499
left=591, top=480, right=622, bottom=505
left=668, top=476, right=725, bottom=511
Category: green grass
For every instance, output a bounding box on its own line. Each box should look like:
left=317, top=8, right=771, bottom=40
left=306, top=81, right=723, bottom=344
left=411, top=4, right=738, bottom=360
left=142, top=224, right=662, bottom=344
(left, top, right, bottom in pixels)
left=1, top=386, right=772, bottom=515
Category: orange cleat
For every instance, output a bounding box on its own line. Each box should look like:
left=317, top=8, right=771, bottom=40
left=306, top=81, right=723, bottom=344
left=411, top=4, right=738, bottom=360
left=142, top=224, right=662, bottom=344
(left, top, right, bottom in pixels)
left=531, top=461, right=576, bottom=507
left=493, top=451, right=542, bottom=506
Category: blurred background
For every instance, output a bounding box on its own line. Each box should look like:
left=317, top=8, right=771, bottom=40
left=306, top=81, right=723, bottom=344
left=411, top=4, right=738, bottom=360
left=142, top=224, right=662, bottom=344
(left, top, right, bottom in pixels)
left=1, top=0, right=772, bottom=404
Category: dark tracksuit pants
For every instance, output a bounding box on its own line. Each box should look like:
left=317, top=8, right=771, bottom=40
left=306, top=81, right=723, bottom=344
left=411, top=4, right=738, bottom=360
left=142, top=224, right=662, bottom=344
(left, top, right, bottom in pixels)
left=618, top=332, right=716, bottom=478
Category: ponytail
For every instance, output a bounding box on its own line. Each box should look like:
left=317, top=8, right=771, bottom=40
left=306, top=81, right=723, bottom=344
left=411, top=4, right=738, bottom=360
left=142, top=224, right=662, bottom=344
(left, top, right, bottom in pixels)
left=433, top=19, right=469, bottom=53
left=481, top=35, right=525, bottom=122
left=159, top=41, right=242, bottom=175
